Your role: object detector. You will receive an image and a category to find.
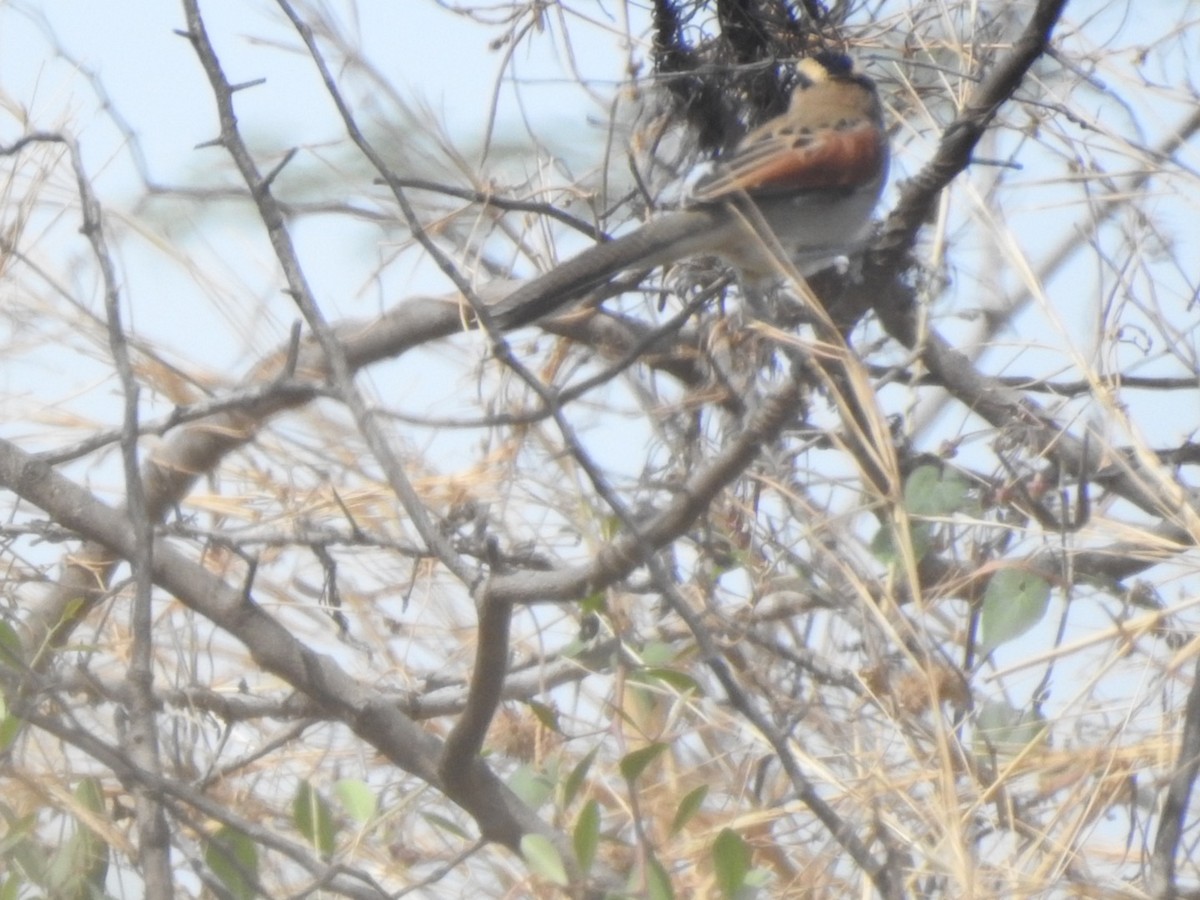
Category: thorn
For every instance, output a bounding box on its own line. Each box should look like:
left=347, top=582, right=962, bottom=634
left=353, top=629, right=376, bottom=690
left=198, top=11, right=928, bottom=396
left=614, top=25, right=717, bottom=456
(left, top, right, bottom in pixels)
left=261, top=147, right=298, bottom=192
left=229, top=77, right=268, bottom=93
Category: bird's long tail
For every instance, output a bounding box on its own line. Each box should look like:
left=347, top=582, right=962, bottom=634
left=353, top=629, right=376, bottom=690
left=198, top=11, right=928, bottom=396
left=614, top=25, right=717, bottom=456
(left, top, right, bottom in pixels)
left=487, top=207, right=728, bottom=329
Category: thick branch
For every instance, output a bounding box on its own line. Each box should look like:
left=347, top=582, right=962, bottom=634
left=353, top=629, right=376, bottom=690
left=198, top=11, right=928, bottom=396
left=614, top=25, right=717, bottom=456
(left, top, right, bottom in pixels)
left=872, top=0, right=1070, bottom=267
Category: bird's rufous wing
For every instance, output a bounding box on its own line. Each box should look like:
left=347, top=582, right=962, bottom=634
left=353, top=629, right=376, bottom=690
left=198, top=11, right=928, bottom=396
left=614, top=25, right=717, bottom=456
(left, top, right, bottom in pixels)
left=690, top=116, right=885, bottom=201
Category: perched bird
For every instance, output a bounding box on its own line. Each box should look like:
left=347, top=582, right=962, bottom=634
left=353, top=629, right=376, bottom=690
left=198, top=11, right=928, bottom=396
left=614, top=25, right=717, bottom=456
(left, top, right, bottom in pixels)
left=488, top=51, right=889, bottom=330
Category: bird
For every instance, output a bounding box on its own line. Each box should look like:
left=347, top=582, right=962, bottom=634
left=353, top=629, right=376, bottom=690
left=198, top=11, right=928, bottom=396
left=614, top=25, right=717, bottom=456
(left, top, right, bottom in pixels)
left=486, top=51, right=889, bottom=330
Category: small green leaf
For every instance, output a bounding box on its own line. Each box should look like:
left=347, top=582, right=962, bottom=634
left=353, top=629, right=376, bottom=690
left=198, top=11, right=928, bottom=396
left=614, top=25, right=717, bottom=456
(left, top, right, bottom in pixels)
left=46, top=778, right=110, bottom=895
left=206, top=825, right=259, bottom=900
left=713, top=828, right=750, bottom=898
left=60, top=594, right=88, bottom=625
left=46, top=830, right=108, bottom=897
left=645, top=852, right=675, bottom=900
left=905, top=464, right=972, bottom=517
left=978, top=568, right=1051, bottom=657
left=600, top=515, right=621, bottom=541
left=619, top=743, right=667, bottom=783
left=0, top=811, right=40, bottom=884
left=573, top=799, right=600, bottom=874
left=869, top=523, right=896, bottom=562
left=580, top=592, right=607, bottom=617
left=527, top=700, right=561, bottom=733
left=639, top=642, right=675, bottom=667
left=0, top=873, right=23, bottom=900
left=0, top=808, right=33, bottom=857
left=0, top=714, right=23, bottom=754
left=563, top=746, right=599, bottom=808
left=520, top=834, right=569, bottom=887
left=640, top=667, right=702, bottom=694
left=670, top=784, right=708, bottom=836
left=75, top=776, right=104, bottom=813
left=334, top=779, right=376, bottom=823
left=744, top=866, right=773, bottom=888
left=507, top=764, right=555, bottom=810
left=0, top=620, right=23, bottom=666
left=975, top=698, right=1047, bottom=760
left=293, top=781, right=336, bottom=857
left=423, top=812, right=471, bottom=839
left=871, top=519, right=934, bottom=564
left=628, top=681, right=664, bottom=723
left=871, top=465, right=974, bottom=566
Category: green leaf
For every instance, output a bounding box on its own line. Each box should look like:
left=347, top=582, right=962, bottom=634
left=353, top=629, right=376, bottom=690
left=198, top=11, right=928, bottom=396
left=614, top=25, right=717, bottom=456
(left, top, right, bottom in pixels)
left=0, top=808, right=33, bottom=857
left=645, top=852, right=675, bottom=900
left=573, top=799, right=600, bottom=875
left=0, top=620, right=23, bottom=666
left=293, top=781, right=336, bottom=857
left=640, top=667, right=702, bottom=694
left=669, top=784, right=708, bottom=836
left=507, top=764, right=555, bottom=810
left=527, top=700, right=561, bottom=733
left=520, top=834, right=569, bottom=887
left=978, top=568, right=1051, bottom=657
left=870, top=521, right=933, bottom=565
left=563, top=746, right=599, bottom=808
left=205, top=826, right=259, bottom=900
left=333, top=779, right=376, bottom=823
left=713, top=828, right=750, bottom=899
left=0, top=714, right=23, bottom=754
left=869, top=524, right=895, bottom=562
left=905, top=464, right=972, bottom=517
left=600, top=515, right=621, bottom=542
left=0, top=810, right=41, bottom=885
left=627, top=681, right=664, bottom=724
left=974, top=698, right=1047, bottom=760
left=74, top=775, right=102, bottom=813
left=0, top=873, right=23, bottom=900
left=872, top=465, right=974, bottom=566
left=423, top=812, right=471, bottom=839
left=619, top=743, right=667, bottom=783
left=744, top=866, right=772, bottom=888
left=45, top=778, right=110, bottom=896
left=75, top=777, right=109, bottom=888
left=639, top=642, right=675, bottom=667
left=580, top=592, right=607, bottom=617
